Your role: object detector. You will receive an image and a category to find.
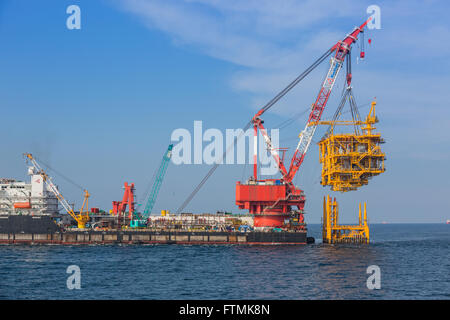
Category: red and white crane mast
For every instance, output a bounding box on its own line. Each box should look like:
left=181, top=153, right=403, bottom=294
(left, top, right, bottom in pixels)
left=286, top=18, right=371, bottom=183
left=176, top=19, right=372, bottom=227
left=236, top=18, right=371, bottom=228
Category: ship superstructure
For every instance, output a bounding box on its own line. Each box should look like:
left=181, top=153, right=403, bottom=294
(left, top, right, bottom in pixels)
left=0, top=166, right=59, bottom=216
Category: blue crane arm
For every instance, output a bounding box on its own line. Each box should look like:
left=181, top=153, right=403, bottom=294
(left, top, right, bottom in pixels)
left=143, top=144, right=173, bottom=216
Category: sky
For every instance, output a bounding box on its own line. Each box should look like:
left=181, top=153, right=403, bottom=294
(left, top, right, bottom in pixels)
left=0, top=0, right=449, bottom=223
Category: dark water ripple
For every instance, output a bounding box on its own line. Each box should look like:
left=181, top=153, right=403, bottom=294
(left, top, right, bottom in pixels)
left=0, top=224, right=448, bottom=299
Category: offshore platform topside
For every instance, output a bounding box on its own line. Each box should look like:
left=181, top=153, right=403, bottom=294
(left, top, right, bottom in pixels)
left=0, top=18, right=383, bottom=245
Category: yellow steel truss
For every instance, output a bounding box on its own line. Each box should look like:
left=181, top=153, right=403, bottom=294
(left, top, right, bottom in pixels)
left=322, top=195, right=369, bottom=244
left=314, top=100, right=386, bottom=192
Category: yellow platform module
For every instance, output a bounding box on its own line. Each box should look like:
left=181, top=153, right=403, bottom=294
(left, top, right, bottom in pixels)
left=315, top=100, right=386, bottom=192
left=322, top=195, right=369, bottom=244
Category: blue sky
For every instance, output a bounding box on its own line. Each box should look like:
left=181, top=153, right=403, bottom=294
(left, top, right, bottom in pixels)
left=0, top=0, right=449, bottom=223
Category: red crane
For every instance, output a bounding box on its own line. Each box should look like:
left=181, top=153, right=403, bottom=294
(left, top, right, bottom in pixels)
left=236, top=18, right=371, bottom=228
left=112, top=182, right=136, bottom=226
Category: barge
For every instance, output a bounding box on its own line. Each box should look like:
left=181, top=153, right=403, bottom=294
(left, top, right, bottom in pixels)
left=0, top=166, right=313, bottom=245
left=0, top=215, right=312, bottom=245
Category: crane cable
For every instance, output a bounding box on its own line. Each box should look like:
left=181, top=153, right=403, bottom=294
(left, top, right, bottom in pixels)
left=326, top=53, right=363, bottom=136
left=137, top=161, right=159, bottom=209
left=253, top=48, right=332, bottom=117
left=31, top=155, right=85, bottom=192
left=278, top=99, right=373, bottom=145
left=274, top=106, right=311, bottom=131
left=176, top=48, right=333, bottom=214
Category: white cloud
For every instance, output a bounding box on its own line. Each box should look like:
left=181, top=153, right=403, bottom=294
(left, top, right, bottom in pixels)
left=117, top=0, right=450, bottom=162
left=117, top=0, right=360, bottom=69
left=185, top=0, right=357, bottom=32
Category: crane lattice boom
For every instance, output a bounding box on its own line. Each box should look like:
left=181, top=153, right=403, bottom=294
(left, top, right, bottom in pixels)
left=24, top=153, right=90, bottom=228
left=236, top=18, right=371, bottom=228
left=142, top=144, right=173, bottom=216
left=286, top=18, right=371, bottom=182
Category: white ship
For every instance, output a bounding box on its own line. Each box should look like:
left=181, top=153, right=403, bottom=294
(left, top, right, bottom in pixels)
left=0, top=166, right=59, bottom=216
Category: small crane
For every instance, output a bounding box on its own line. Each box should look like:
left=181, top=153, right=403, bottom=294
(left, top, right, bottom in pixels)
left=130, top=144, right=173, bottom=227
left=24, top=153, right=90, bottom=229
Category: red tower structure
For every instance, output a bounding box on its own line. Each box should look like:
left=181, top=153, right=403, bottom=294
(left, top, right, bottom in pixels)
left=112, top=182, right=136, bottom=223
left=236, top=19, right=371, bottom=228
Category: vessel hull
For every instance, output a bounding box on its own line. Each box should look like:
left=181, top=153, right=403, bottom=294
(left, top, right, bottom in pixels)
left=0, top=215, right=311, bottom=245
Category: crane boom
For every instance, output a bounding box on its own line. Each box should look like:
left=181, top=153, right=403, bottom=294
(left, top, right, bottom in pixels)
left=285, top=18, right=371, bottom=182
left=236, top=18, right=372, bottom=229
left=142, top=144, right=173, bottom=216
left=177, top=19, right=372, bottom=218
left=24, top=153, right=90, bottom=228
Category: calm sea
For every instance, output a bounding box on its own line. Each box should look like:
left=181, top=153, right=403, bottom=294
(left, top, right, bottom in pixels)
left=0, top=224, right=448, bottom=299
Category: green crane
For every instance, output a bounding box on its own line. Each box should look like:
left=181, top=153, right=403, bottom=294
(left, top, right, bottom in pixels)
left=130, top=144, right=173, bottom=228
